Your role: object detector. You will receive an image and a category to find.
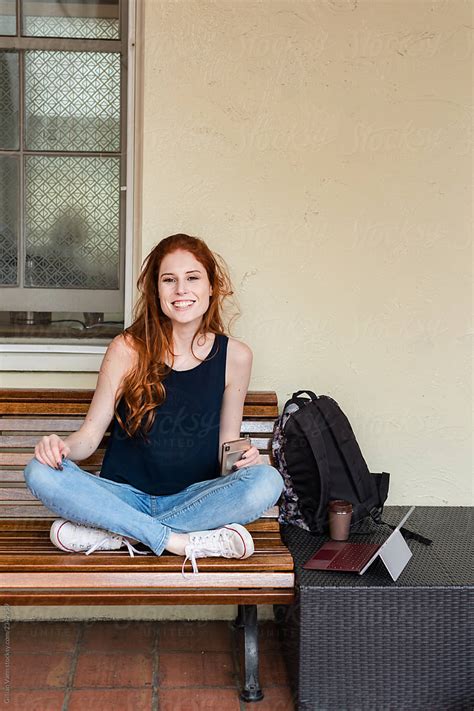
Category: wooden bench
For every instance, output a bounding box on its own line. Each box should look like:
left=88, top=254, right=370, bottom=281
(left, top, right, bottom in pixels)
left=0, top=388, right=294, bottom=702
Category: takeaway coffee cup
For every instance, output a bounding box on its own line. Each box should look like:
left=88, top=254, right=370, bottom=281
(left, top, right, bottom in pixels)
left=328, top=500, right=353, bottom=541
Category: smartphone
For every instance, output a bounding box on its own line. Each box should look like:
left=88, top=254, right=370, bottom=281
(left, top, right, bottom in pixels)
left=220, top=436, right=251, bottom=476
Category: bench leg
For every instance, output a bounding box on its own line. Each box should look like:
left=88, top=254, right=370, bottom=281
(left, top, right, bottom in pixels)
left=234, top=604, right=264, bottom=702
left=273, top=603, right=288, bottom=624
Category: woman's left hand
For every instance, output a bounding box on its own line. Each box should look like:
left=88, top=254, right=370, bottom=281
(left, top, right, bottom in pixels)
left=232, top=445, right=262, bottom=470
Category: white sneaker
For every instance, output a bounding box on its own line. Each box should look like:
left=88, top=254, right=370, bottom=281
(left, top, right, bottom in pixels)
left=49, top=518, right=149, bottom=557
left=182, top=523, right=254, bottom=577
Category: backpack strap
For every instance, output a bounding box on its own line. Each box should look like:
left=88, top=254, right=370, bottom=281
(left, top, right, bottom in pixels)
left=382, top=520, right=432, bottom=546
left=316, top=401, right=369, bottom=507
left=294, top=407, right=331, bottom=526
left=400, top=526, right=432, bottom=545
left=369, top=505, right=432, bottom=545
left=292, top=390, right=318, bottom=402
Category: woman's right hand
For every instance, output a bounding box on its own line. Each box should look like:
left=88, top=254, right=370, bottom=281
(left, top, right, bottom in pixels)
left=34, top=434, right=71, bottom=470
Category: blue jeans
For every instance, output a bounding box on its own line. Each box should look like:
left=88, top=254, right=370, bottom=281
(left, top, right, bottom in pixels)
left=23, top=457, right=284, bottom=555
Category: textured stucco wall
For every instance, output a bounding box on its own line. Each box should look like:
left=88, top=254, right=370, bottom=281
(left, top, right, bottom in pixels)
left=140, top=0, right=472, bottom=505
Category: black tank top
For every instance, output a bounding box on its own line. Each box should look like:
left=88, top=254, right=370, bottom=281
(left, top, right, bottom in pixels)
left=100, top=333, right=228, bottom=495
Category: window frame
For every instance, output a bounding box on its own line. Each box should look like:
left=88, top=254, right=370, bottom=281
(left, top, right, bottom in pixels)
left=0, top=0, right=138, bottom=371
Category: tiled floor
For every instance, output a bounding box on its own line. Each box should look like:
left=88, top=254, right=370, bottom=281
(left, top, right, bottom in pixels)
left=1, top=619, right=295, bottom=710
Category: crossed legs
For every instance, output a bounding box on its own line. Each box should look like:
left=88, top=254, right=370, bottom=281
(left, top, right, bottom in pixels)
left=24, top=457, right=283, bottom=556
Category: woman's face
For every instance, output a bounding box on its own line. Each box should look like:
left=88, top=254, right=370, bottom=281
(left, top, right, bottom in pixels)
left=158, top=249, right=213, bottom=326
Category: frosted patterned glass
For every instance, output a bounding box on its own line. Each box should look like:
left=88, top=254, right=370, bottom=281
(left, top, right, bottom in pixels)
left=0, top=51, right=19, bottom=149
left=23, top=0, right=119, bottom=39
left=0, top=155, right=18, bottom=286
left=0, top=1, right=16, bottom=36
left=25, top=51, right=121, bottom=153
left=25, top=156, right=120, bottom=289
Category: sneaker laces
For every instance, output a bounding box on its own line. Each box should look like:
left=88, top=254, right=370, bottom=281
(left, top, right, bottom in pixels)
left=181, top=528, right=236, bottom=578
left=85, top=535, right=149, bottom=557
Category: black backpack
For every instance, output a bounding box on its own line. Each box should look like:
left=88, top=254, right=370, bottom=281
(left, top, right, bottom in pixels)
left=272, top=390, right=431, bottom=544
left=272, top=389, right=388, bottom=533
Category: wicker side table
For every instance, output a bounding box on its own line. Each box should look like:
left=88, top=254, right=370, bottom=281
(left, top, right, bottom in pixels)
left=280, top=506, right=473, bottom=711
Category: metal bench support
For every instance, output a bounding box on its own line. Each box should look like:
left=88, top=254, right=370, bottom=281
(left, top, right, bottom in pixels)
left=234, top=604, right=264, bottom=702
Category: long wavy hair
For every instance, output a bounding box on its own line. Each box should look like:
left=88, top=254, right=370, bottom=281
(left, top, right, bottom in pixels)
left=115, top=234, right=238, bottom=438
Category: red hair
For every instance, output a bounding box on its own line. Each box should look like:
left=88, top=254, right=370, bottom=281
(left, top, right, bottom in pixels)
left=115, top=234, right=238, bottom=438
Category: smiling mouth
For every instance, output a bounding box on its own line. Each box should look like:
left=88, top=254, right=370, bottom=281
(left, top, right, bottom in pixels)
left=172, top=300, right=196, bottom=309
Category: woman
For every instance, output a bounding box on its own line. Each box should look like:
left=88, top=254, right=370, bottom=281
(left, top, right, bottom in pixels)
left=24, top=234, right=283, bottom=575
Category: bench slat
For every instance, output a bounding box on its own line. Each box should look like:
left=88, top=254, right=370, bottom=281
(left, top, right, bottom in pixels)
left=0, top=544, right=286, bottom=558
left=0, top=526, right=284, bottom=543
left=0, top=534, right=285, bottom=551
left=0, top=550, right=293, bottom=571
left=0, top=588, right=295, bottom=606
left=0, top=509, right=278, bottom=527
left=0, top=452, right=272, bottom=467
left=0, top=418, right=276, bottom=434
left=0, top=418, right=88, bottom=431
left=0, top=489, right=35, bottom=501
left=0, top=504, right=67, bottom=518
left=0, top=403, right=92, bottom=415
left=0, top=505, right=279, bottom=526
left=0, top=471, right=29, bottom=482
left=0, top=435, right=271, bottom=452
left=0, top=402, right=278, bottom=418
left=0, top=389, right=278, bottom=405
left=0, top=436, right=110, bottom=449
left=0, top=571, right=294, bottom=588
left=0, top=390, right=95, bottom=403
left=0, top=452, right=104, bottom=466
left=0, top=391, right=278, bottom=419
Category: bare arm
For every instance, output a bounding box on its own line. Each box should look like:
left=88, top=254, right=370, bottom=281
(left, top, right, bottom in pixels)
left=34, top=334, right=137, bottom=468
left=219, top=339, right=262, bottom=469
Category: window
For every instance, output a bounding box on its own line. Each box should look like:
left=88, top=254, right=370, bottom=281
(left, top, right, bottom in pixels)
left=0, top=0, right=130, bottom=349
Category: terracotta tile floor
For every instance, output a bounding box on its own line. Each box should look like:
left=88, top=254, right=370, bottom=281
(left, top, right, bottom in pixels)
left=1, top=620, right=296, bottom=710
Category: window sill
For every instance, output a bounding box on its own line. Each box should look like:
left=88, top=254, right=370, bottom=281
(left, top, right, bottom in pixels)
left=0, top=344, right=106, bottom=372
